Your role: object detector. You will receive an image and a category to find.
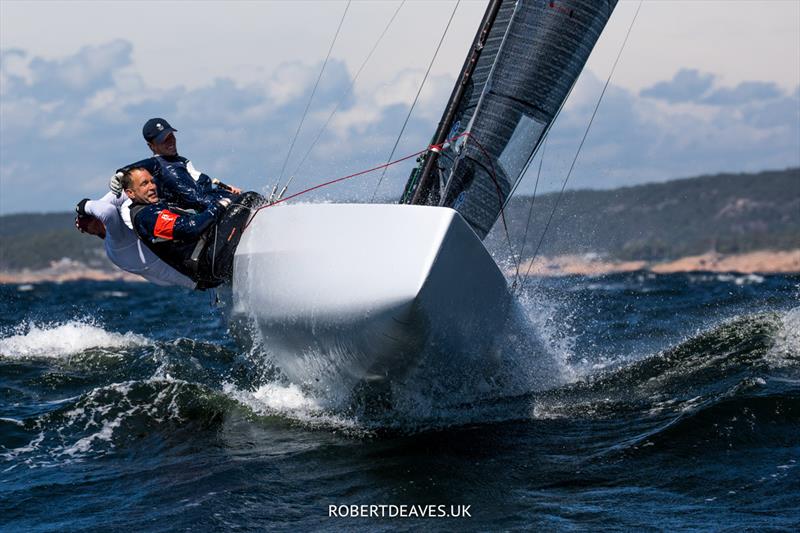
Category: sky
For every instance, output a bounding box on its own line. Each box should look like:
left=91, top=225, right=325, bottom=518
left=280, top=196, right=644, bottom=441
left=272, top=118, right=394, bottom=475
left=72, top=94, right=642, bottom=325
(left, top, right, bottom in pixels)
left=1, top=0, right=798, bottom=214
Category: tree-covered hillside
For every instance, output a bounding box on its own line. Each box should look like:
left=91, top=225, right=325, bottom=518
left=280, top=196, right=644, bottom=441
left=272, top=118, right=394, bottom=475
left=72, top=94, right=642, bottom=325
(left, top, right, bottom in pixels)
left=486, top=167, right=799, bottom=260
left=0, top=213, right=107, bottom=270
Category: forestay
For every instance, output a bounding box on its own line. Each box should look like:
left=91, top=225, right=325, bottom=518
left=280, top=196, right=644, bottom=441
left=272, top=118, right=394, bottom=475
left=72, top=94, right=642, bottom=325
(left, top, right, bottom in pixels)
left=407, top=0, right=618, bottom=239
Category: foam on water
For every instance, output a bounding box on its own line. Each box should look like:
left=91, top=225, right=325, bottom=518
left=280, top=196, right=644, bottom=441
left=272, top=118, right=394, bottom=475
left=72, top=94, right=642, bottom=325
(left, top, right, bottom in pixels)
left=0, top=320, right=149, bottom=359
left=688, top=273, right=766, bottom=285
left=766, top=306, right=800, bottom=366
left=717, top=273, right=765, bottom=285
left=217, top=286, right=575, bottom=432
left=249, top=382, right=320, bottom=411
left=514, top=281, right=582, bottom=381
left=222, top=382, right=363, bottom=432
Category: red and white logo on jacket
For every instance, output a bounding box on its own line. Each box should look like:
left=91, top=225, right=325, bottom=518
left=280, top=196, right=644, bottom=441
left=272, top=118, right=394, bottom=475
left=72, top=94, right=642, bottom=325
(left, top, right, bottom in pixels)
left=154, top=210, right=179, bottom=240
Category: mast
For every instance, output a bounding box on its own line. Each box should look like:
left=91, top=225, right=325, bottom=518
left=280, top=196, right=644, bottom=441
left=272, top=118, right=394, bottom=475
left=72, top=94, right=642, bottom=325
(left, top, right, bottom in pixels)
left=402, top=0, right=504, bottom=205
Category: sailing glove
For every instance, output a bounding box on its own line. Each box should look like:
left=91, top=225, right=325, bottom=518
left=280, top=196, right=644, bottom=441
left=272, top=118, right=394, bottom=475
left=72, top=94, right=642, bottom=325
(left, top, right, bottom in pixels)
left=75, top=198, right=90, bottom=216
left=109, top=171, right=124, bottom=197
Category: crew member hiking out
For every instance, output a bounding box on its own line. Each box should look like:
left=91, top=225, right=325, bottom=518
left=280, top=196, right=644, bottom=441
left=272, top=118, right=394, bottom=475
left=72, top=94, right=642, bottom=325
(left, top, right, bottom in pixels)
left=75, top=192, right=196, bottom=289
left=74, top=192, right=196, bottom=289
left=121, top=167, right=259, bottom=289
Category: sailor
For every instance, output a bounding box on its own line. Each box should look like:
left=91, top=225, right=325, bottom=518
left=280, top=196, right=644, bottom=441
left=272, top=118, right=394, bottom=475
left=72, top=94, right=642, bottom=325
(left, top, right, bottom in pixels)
left=74, top=193, right=196, bottom=289
left=109, top=117, right=242, bottom=211
left=120, top=166, right=260, bottom=289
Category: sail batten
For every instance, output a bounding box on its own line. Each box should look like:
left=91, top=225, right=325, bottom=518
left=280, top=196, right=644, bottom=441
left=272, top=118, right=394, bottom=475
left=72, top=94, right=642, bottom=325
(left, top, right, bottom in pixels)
left=405, top=0, right=618, bottom=239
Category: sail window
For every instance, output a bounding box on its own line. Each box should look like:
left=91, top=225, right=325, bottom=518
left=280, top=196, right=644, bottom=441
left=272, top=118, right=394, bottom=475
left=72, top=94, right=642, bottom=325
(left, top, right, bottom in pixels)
left=498, top=114, right=545, bottom=180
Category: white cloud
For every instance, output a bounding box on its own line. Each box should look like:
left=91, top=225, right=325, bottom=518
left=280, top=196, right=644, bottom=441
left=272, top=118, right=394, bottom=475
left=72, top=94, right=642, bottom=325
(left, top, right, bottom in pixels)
left=524, top=68, right=800, bottom=193
left=25, top=40, right=132, bottom=101
left=640, top=69, right=715, bottom=103
left=1, top=39, right=798, bottom=214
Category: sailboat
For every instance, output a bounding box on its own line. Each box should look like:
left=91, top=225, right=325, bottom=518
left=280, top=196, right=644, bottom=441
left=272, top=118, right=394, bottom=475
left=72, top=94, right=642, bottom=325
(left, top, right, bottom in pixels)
left=229, top=0, right=618, bottom=390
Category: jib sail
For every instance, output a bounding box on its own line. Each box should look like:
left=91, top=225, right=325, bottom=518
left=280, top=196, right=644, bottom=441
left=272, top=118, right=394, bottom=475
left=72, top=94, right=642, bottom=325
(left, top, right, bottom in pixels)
left=401, top=0, right=618, bottom=239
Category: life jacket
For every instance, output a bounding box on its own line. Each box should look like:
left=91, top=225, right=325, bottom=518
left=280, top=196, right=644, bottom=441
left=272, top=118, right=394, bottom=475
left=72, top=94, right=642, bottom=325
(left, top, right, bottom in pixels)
left=129, top=202, right=211, bottom=282
left=152, top=155, right=212, bottom=207
left=129, top=191, right=265, bottom=289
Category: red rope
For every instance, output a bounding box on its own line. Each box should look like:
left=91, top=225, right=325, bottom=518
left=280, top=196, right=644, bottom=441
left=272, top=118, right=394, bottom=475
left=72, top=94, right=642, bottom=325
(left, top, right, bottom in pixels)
left=271, top=151, right=425, bottom=207
left=244, top=147, right=427, bottom=231
left=458, top=131, right=512, bottom=240
left=244, top=131, right=509, bottom=233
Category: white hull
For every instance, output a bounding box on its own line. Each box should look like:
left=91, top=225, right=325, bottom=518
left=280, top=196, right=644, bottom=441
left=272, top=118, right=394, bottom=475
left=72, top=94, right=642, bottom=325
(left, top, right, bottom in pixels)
left=230, top=204, right=511, bottom=390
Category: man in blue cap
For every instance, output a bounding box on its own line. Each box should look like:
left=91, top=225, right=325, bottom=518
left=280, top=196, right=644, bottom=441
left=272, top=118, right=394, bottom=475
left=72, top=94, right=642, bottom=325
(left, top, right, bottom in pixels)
left=110, top=117, right=242, bottom=210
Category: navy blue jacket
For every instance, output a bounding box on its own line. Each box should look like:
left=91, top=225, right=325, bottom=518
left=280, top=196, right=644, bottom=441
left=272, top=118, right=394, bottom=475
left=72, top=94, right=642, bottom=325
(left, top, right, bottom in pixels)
left=120, top=156, right=233, bottom=211
left=130, top=200, right=226, bottom=279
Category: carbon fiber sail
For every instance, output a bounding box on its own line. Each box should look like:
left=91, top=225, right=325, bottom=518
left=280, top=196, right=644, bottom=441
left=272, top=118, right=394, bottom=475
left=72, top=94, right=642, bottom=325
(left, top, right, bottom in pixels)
left=402, top=0, right=617, bottom=239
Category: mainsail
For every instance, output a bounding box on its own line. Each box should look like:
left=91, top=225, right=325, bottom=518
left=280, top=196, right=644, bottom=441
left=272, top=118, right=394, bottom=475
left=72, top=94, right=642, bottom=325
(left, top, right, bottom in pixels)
left=402, top=0, right=618, bottom=239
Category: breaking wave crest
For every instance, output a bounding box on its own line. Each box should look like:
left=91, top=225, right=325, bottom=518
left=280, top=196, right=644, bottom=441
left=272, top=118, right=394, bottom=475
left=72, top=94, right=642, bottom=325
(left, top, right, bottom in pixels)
left=0, top=320, right=149, bottom=359
left=2, top=377, right=233, bottom=468
left=528, top=309, right=800, bottom=452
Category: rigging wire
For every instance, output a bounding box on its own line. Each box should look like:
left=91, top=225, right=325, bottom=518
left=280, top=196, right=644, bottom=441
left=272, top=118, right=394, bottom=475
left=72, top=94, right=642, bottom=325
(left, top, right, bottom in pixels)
left=245, top=131, right=467, bottom=231
left=244, top=145, right=429, bottom=232
left=458, top=132, right=520, bottom=273
left=370, top=0, right=461, bottom=202
left=517, top=0, right=643, bottom=292
left=511, top=139, right=546, bottom=290
left=275, top=0, right=351, bottom=188
left=286, top=0, right=407, bottom=188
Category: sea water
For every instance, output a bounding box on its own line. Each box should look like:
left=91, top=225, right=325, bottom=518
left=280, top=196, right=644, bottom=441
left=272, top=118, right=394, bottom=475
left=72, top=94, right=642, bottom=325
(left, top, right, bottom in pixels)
left=1, top=273, right=798, bottom=531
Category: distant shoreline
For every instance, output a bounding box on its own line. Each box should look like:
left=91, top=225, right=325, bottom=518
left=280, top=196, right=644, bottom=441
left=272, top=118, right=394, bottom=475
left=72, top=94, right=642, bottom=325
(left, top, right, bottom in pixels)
left=0, top=269, right=146, bottom=284
left=514, top=250, right=800, bottom=277
left=1, top=250, right=798, bottom=285
left=0, top=258, right=145, bottom=285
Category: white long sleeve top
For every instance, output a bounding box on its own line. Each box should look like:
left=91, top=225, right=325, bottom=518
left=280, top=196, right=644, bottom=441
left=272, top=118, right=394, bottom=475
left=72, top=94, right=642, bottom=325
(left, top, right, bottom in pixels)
left=84, top=192, right=196, bottom=289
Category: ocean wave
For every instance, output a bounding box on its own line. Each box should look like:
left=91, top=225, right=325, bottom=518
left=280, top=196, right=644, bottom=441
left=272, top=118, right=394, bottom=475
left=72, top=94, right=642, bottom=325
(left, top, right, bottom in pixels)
left=1, top=377, right=226, bottom=466
left=530, top=311, right=796, bottom=420
left=525, top=308, right=800, bottom=459
left=229, top=306, right=800, bottom=434
left=0, top=320, right=149, bottom=359
left=222, top=382, right=364, bottom=433
left=613, top=387, right=800, bottom=457
left=688, top=273, right=766, bottom=285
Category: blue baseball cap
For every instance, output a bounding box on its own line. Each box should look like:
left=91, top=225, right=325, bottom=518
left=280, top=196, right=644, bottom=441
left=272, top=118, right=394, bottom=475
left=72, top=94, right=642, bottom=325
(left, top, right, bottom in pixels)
left=142, top=118, right=177, bottom=143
